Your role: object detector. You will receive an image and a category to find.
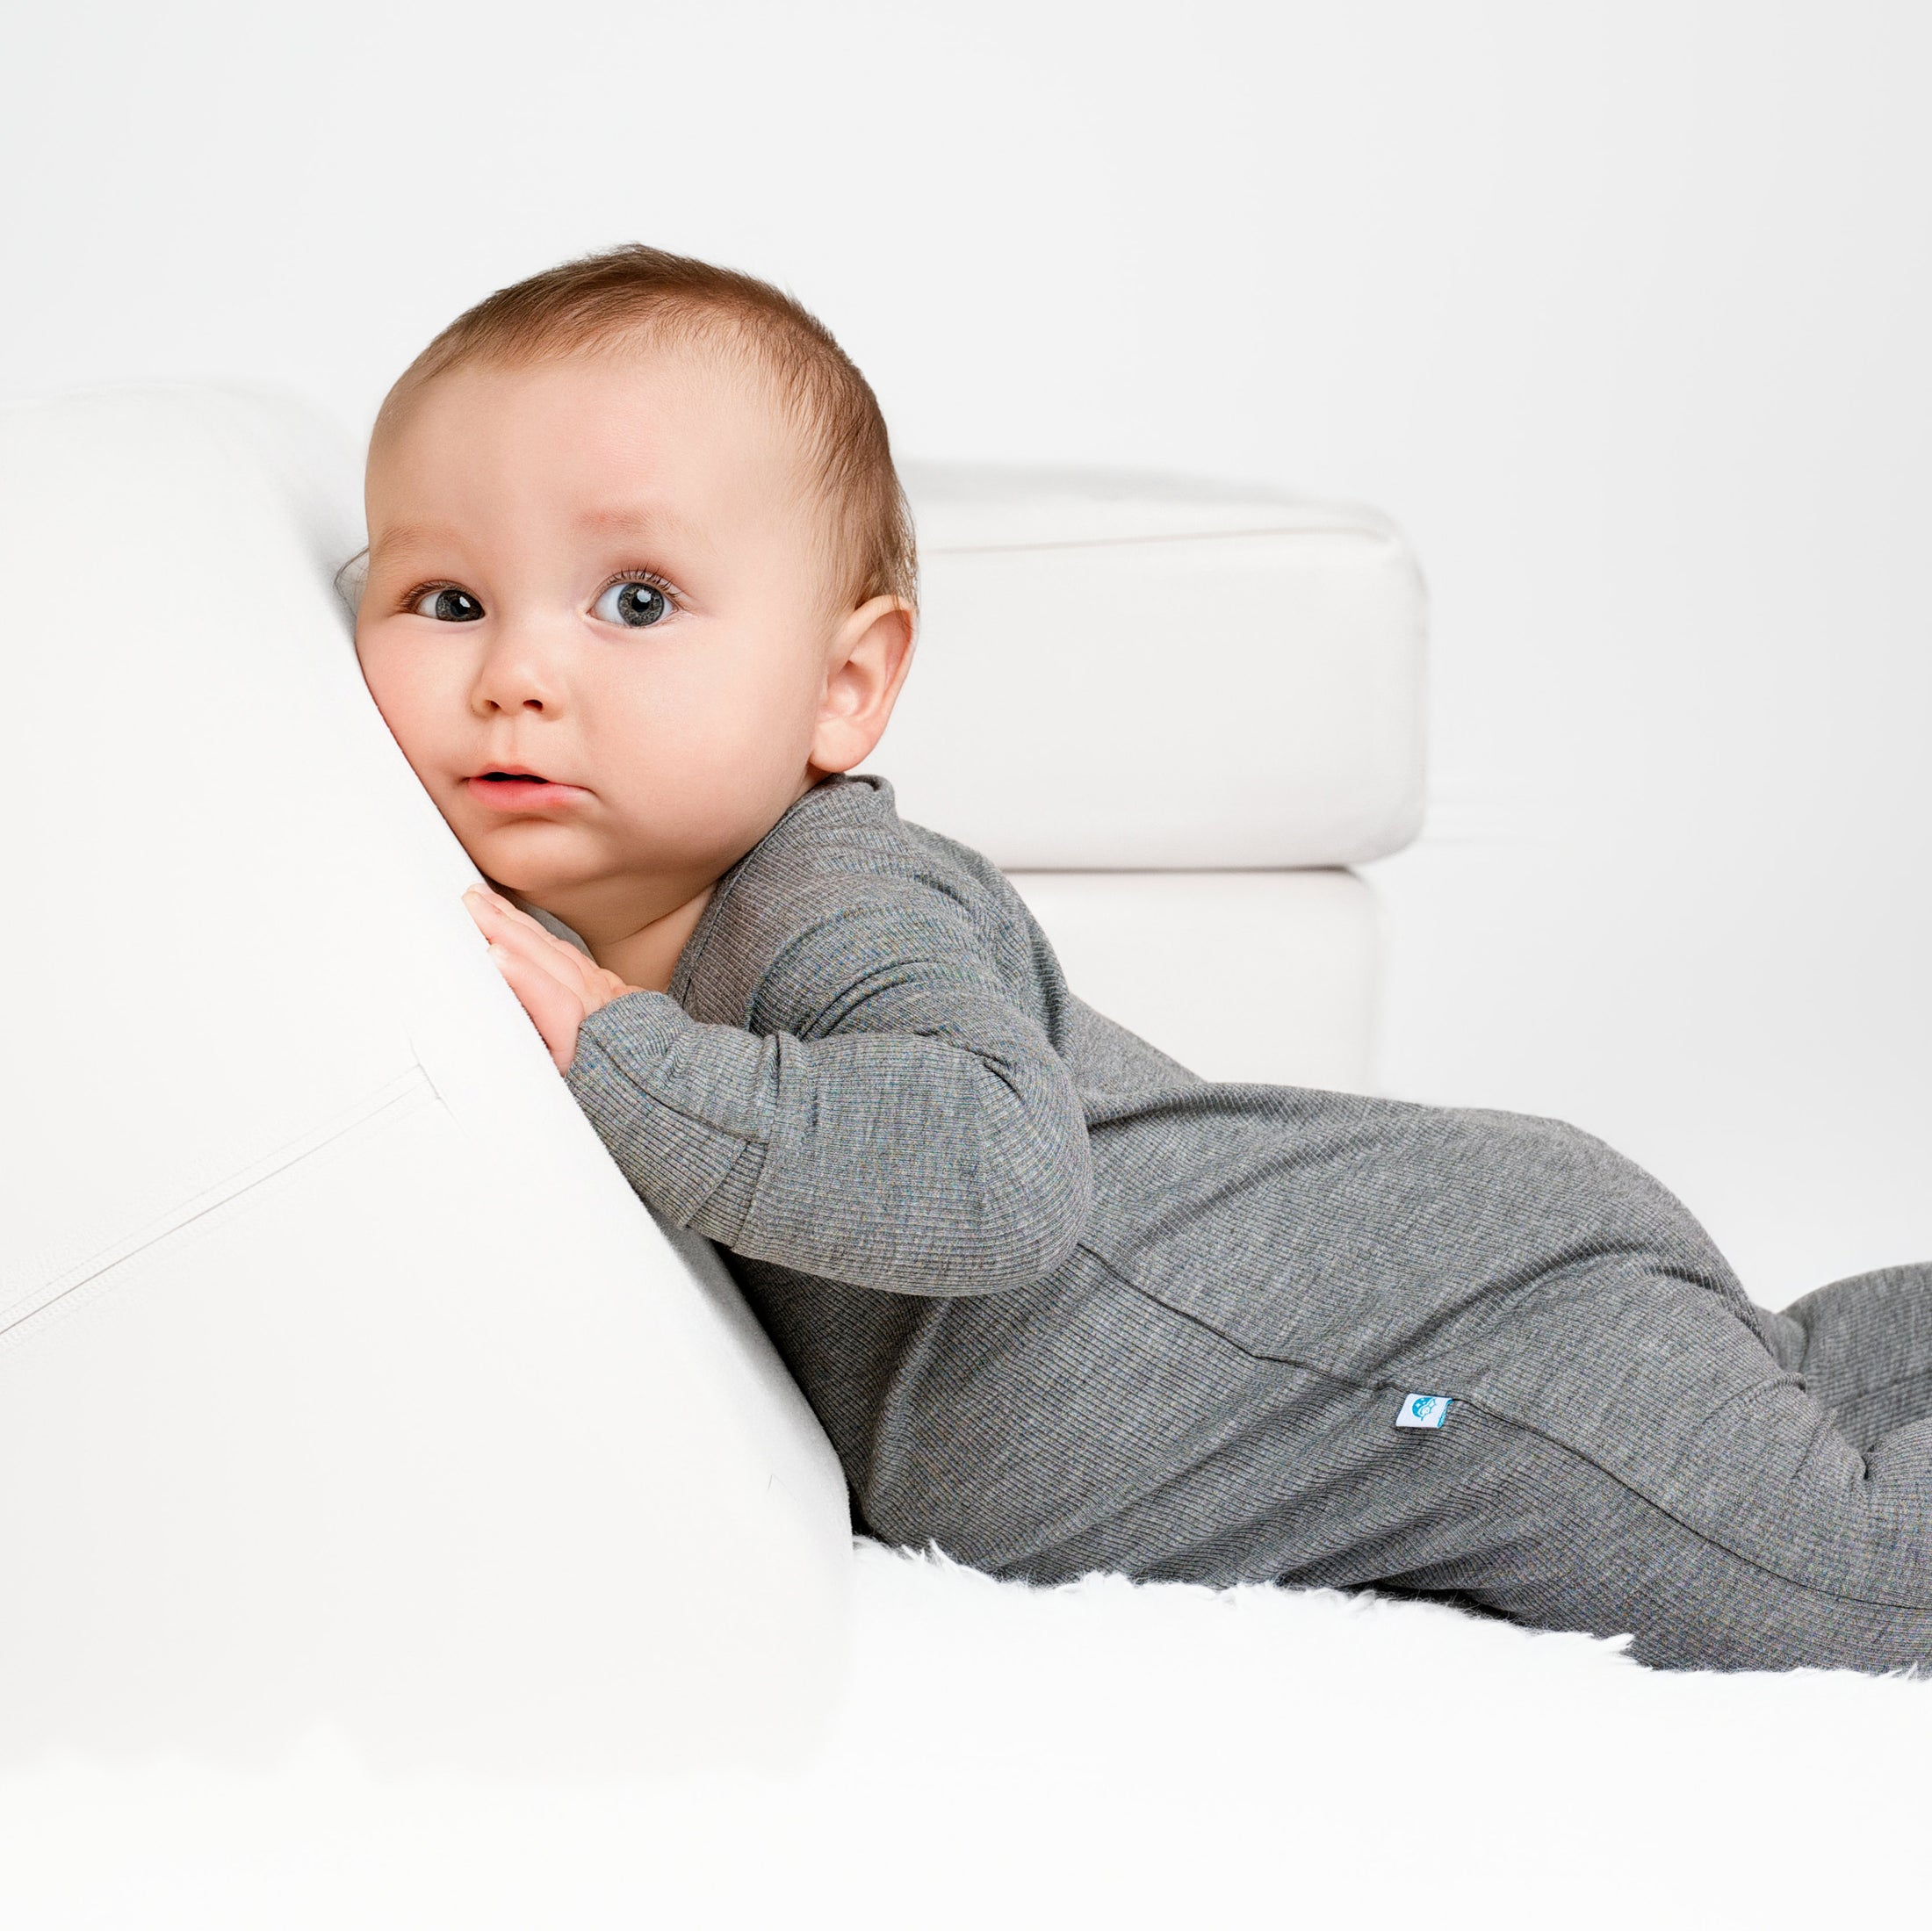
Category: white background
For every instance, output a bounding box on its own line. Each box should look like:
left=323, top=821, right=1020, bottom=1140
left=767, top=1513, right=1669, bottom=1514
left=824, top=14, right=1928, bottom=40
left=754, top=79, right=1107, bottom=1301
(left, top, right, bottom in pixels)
left=12, top=0, right=1930, bottom=1305
left=8, top=3, right=1932, bottom=1920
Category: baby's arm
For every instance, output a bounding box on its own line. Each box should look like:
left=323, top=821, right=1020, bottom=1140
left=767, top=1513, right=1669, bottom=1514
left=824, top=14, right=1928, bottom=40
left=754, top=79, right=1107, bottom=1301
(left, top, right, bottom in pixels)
left=557, top=876, right=1094, bottom=1297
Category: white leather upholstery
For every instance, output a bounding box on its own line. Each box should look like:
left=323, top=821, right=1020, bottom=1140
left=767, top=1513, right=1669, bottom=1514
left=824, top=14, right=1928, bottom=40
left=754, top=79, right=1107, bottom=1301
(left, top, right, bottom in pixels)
left=0, top=384, right=851, bottom=1776
left=876, top=464, right=1427, bottom=869
left=1004, top=870, right=1383, bottom=1093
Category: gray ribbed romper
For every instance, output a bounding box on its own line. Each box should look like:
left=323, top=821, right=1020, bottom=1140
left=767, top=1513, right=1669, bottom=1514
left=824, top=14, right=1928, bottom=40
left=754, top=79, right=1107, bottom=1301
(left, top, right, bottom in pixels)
left=561, top=770, right=1932, bottom=1674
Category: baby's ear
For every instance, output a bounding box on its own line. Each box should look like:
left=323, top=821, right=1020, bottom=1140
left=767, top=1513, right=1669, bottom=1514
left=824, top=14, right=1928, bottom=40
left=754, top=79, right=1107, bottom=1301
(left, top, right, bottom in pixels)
left=811, top=595, right=918, bottom=774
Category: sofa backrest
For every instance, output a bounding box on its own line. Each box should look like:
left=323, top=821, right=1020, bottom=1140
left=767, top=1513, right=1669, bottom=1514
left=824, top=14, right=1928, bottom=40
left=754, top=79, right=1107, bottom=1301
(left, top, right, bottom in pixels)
left=877, top=462, right=1427, bottom=868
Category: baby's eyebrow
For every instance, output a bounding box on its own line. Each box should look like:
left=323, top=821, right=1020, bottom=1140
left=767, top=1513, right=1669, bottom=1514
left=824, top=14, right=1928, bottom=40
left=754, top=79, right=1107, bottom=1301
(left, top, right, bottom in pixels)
left=367, top=520, right=460, bottom=561
left=573, top=501, right=711, bottom=556
left=369, top=503, right=710, bottom=564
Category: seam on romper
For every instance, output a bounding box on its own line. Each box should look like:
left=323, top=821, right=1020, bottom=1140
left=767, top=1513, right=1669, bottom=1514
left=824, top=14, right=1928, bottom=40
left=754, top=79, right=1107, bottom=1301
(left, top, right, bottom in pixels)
left=1076, top=1241, right=1932, bottom=1616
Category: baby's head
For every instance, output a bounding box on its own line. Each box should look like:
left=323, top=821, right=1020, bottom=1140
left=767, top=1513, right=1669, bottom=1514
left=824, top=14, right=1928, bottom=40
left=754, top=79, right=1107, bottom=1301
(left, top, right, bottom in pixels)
left=354, top=243, right=918, bottom=984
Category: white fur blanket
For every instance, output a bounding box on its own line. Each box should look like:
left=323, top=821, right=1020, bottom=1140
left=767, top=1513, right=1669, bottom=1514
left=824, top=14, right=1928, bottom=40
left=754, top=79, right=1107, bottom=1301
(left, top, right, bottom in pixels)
left=1, top=1536, right=1923, bottom=1927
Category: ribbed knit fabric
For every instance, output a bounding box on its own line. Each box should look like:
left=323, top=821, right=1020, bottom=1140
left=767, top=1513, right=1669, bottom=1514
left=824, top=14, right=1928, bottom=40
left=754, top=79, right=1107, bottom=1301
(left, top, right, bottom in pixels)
left=563, top=771, right=1932, bottom=1673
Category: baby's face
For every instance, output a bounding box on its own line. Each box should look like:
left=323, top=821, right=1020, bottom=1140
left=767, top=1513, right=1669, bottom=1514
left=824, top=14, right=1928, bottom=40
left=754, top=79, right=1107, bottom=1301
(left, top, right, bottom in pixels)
left=356, top=342, right=870, bottom=959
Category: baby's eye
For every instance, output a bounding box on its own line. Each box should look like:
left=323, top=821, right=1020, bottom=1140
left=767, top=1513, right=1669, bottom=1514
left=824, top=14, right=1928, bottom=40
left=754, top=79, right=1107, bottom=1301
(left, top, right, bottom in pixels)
left=410, top=586, right=485, bottom=623
left=592, top=578, right=671, bottom=629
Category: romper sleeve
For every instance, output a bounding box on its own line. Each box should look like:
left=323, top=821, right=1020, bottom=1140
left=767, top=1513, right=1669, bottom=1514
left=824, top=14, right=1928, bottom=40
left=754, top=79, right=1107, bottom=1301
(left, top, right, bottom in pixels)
left=559, top=873, right=1095, bottom=1296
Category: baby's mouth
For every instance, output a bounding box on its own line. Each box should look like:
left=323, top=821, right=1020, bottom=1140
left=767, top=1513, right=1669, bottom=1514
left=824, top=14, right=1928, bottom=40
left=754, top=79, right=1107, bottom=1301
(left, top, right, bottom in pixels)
left=467, top=770, right=588, bottom=809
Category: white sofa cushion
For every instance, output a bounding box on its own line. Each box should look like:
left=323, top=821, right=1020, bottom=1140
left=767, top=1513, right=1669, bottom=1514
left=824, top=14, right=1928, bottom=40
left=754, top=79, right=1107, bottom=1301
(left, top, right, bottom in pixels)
left=1005, top=869, right=1383, bottom=1093
left=0, top=382, right=850, bottom=1775
left=876, top=464, right=1428, bottom=868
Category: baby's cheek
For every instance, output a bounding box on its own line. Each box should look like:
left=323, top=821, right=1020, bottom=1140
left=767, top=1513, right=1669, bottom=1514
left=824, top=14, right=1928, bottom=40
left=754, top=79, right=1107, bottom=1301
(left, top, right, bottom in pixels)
left=361, top=638, right=451, bottom=753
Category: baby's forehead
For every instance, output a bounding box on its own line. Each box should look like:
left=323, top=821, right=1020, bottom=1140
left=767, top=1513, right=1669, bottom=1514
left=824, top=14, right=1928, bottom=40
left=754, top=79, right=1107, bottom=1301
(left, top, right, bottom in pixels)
left=369, top=335, right=843, bottom=592
left=580, top=326, right=795, bottom=419
left=577, top=343, right=832, bottom=566
left=387, top=335, right=815, bottom=502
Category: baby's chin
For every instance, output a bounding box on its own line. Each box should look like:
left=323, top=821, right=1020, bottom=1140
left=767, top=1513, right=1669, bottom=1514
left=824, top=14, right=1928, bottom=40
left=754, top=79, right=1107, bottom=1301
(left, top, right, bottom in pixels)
left=464, top=848, right=679, bottom=913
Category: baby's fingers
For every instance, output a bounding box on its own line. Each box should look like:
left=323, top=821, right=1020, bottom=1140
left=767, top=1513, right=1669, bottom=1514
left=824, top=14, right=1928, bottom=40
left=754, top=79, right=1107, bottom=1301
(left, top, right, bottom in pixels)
left=466, top=886, right=562, bottom=959
left=463, top=884, right=628, bottom=1027
left=471, top=891, right=597, bottom=990
left=484, top=940, right=583, bottom=1072
left=465, top=883, right=548, bottom=936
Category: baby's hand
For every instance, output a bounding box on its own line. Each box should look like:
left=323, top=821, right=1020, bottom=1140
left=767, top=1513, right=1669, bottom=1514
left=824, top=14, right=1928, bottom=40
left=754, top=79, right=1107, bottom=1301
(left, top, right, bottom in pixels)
left=462, top=884, right=638, bottom=1074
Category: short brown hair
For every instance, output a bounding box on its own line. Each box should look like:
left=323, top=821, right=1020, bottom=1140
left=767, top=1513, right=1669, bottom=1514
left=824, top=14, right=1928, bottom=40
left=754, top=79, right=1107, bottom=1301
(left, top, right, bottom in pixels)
left=371, top=242, right=918, bottom=613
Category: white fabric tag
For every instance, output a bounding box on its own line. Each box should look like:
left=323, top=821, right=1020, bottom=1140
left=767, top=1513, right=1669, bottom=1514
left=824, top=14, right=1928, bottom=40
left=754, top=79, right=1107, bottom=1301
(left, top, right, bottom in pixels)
left=1395, top=1392, right=1452, bottom=1429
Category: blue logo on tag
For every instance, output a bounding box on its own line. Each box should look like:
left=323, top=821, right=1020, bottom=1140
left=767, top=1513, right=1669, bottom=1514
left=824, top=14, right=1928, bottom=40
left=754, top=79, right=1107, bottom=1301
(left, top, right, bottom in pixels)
left=1395, top=1393, right=1452, bottom=1429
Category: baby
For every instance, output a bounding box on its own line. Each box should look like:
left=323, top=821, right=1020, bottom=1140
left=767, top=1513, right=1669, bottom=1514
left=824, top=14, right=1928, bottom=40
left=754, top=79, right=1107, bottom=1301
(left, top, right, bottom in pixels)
left=356, top=242, right=1932, bottom=1675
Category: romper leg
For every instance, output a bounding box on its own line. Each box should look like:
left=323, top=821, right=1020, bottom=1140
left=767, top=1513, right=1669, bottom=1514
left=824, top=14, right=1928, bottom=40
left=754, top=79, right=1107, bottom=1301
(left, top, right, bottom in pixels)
left=1758, top=1262, right=1932, bottom=1453
left=930, top=1092, right=1932, bottom=1677
left=1395, top=1401, right=1932, bottom=1674
left=1366, top=1259, right=1932, bottom=1673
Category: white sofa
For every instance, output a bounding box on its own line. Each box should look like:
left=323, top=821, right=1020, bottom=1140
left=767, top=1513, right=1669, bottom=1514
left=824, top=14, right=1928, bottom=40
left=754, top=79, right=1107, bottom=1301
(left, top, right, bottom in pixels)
left=890, top=459, right=1424, bottom=1094
left=0, top=382, right=1425, bottom=1776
